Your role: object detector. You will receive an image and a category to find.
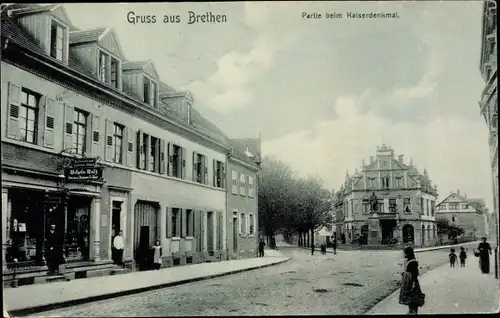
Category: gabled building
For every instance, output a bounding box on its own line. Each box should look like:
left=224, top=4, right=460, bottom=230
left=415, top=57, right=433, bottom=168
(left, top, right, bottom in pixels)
left=1, top=3, right=258, bottom=286
left=335, top=145, right=438, bottom=247
left=436, top=191, right=490, bottom=240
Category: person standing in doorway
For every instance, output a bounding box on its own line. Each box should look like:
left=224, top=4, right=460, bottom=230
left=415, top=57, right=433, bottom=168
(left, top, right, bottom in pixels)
left=477, top=237, right=492, bottom=274
left=45, top=224, right=61, bottom=275
left=152, top=240, right=162, bottom=270
left=113, top=230, right=125, bottom=267
left=111, top=229, right=116, bottom=265
left=258, top=239, right=266, bottom=257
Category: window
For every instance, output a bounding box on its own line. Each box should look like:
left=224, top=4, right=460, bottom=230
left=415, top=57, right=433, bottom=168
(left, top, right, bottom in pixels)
left=19, top=89, right=39, bottom=144
left=172, top=144, right=182, bottom=178
left=141, top=134, right=149, bottom=170
left=232, top=170, right=238, bottom=194
left=450, top=203, right=459, bottom=210
left=389, top=198, right=397, bottom=213
left=151, top=81, right=158, bottom=108
left=249, top=214, right=255, bottom=235
left=426, top=199, right=430, bottom=216
left=143, top=76, right=150, bottom=104
left=214, top=160, right=224, bottom=188
left=72, top=109, right=87, bottom=154
left=186, top=209, right=194, bottom=237
left=431, top=201, right=435, bottom=216
left=113, top=123, right=123, bottom=164
left=362, top=199, right=370, bottom=214
left=150, top=136, right=158, bottom=172
left=248, top=176, right=254, bottom=197
left=367, top=178, right=375, bottom=188
left=404, top=198, right=411, bottom=213
left=196, top=153, right=204, bottom=183
left=396, top=177, right=402, bottom=188
left=240, top=213, right=246, bottom=235
left=240, top=173, right=246, bottom=195
left=381, top=176, right=390, bottom=189
left=172, top=208, right=180, bottom=237
left=110, top=58, right=119, bottom=88
left=99, top=51, right=109, bottom=83
left=452, top=216, right=455, bottom=223
left=50, top=20, right=64, bottom=61
left=378, top=200, right=384, bottom=213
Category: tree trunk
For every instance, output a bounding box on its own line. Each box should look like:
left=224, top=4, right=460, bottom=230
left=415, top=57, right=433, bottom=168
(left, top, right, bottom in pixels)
left=306, top=231, right=310, bottom=247
left=298, top=232, right=302, bottom=247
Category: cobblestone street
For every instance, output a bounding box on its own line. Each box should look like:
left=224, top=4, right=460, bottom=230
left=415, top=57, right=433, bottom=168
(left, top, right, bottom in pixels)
left=32, top=248, right=452, bottom=316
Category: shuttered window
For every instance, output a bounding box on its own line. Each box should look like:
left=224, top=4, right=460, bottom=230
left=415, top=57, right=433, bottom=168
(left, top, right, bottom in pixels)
left=19, top=89, right=40, bottom=144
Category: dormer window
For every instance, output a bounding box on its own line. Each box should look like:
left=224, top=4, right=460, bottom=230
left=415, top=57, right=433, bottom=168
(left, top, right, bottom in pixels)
left=50, top=20, right=65, bottom=61
left=98, top=50, right=120, bottom=89
left=144, top=76, right=150, bottom=104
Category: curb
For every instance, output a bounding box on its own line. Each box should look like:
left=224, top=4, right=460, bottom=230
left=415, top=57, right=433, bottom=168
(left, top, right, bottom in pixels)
left=7, top=257, right=291, bottom=317
left=299, top=241, right=480, bottom=254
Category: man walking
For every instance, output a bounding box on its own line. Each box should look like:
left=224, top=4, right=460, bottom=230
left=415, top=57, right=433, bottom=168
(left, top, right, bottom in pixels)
left=258, top=239, right=266, bottom=257
left=113, top=230, right=125, bottom=267
left=332, top=236, right=337, bottom=255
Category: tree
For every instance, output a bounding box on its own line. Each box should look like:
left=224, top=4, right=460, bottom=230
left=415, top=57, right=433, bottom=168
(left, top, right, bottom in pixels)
left=258, top=157, right=295, bottom=244
left=436, top=217, right=465, bottom=243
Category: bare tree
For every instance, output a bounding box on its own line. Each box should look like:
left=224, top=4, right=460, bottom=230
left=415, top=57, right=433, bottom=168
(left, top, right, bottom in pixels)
left=258, top=157, right=295, bottom=245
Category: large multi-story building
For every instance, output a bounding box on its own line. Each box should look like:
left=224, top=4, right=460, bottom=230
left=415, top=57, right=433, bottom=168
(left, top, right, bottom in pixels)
left=479, top=0, right=498, bottom=279
left=435, top=191, right=489, bottom=240
left=335, top=145, right=438, bottom=247
left=1, top=4, right=259, bottom=285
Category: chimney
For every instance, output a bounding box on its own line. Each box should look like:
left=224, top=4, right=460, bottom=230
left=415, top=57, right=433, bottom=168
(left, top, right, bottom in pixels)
left=457, top=189, right=460, bottom=196
left=398, top=155, right=404, bottom=163
left=370, top=156, right=374, bottom=163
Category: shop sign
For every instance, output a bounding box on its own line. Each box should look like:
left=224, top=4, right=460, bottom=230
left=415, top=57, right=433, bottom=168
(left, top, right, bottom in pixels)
left=72, top=158, right=97, bottom=168
left=65, top=167, right=103, bottom=181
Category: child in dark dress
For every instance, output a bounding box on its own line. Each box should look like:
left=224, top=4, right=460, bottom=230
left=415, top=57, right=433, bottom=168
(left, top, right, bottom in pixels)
left=459, top=247, right=467, bottom=267
left=449, top=248, right=457, bottom=267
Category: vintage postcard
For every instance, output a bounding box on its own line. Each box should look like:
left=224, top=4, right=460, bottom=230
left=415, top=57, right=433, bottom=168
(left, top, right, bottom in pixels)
left=1, top=1, right=498, bottom=316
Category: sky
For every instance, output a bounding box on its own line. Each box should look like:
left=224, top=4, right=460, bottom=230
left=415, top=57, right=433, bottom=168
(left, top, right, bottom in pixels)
left=62, top=1, right=494, bottom=210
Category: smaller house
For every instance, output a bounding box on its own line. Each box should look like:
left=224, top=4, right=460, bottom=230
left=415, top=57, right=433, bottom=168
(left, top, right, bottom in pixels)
left=435, top=190, right=490, bottom=239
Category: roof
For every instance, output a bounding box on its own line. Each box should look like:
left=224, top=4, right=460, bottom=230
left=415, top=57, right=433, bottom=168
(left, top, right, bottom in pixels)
left=1, top=5, right=233, bottom=151
left=69, top=28, right=108, bottom=44
left=228, top=140, right=260, bottom=169
left=6, top=4, right=60, bottom=17
left=122, top=60, right=150, bottom=71
left=231, top=137, right=262, bottom=163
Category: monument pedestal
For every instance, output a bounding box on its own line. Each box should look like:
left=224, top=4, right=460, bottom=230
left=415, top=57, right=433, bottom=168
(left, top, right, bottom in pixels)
left=368, top=215, right=380, bottom=245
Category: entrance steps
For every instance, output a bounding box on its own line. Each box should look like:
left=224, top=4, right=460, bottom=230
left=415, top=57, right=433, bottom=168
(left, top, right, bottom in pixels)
left=45, top=274, right=66, bottom=283
left=109, top=265, right=131, bottom=276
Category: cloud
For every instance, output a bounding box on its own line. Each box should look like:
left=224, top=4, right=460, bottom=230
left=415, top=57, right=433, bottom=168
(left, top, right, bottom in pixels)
left=185, top=5, right=292, bottom=113
left=263, top=95, right=492, bottom=206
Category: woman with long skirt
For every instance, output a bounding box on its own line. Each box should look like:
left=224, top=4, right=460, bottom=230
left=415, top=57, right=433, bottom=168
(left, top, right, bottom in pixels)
left=477, top=237, right=492, bottom=274
left=399, top=246, right=425, bottom=315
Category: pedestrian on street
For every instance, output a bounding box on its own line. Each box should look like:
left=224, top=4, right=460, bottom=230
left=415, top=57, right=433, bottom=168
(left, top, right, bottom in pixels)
left=399, top=246, right=425, bottom=315
left=449, top=248, right=457, bottom=268
left=113, top=230, right=125, bottom=267
left=477, top=237, right=492, bottom=274
left=311, top=243, right=315, bottom=255
left=152, top=240, right=162, bottom=270
left=459, top=247, right=467, bottom=267
left=258, top=239, right=266, bottom=257
left=332, top=237, right=337, bottom=255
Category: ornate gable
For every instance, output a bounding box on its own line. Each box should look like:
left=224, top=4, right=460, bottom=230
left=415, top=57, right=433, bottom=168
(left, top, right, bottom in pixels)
left=143, top=60, right=159, bottom=79
left=98, top=29, right=125, bottom=59
left=391, top=158, right=406, bottom=170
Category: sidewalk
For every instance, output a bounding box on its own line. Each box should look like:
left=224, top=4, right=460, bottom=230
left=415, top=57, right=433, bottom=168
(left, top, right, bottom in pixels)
left=366, top=259, right=500, bottom=314
left=4, top=253, right=289, bottom=316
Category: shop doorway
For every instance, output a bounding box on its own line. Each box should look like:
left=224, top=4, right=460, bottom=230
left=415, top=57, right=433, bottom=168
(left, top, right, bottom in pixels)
left=112, top=201, right=122, bottom=236
left=207, top=211, right=214, bottom=253
left=134, top=201, right=158, bottom=269
left=233, top=216, right=238, bottom=254
left=380, top=219, right=396, bottom=244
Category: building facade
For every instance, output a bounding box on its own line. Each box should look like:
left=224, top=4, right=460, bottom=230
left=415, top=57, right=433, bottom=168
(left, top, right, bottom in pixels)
left=1, top=4, right=258, bottom=285
left=435, top=191, right=489, bottom=240
left=335, top=145, right=438, bottom=247
left=226, top=140, right=260, bottom=259
left=479, top=0, right=498, bottom=279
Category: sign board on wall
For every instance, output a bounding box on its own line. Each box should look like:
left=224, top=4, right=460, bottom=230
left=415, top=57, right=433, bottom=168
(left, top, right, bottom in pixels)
left=65, top=167, right=103, bottom=181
